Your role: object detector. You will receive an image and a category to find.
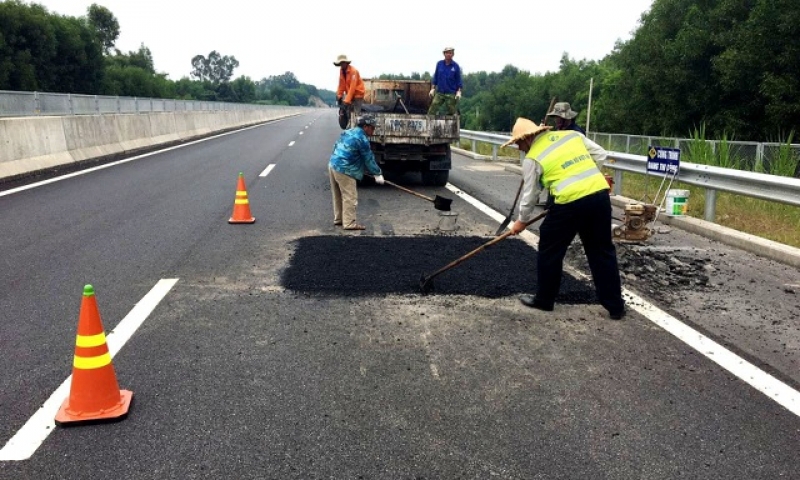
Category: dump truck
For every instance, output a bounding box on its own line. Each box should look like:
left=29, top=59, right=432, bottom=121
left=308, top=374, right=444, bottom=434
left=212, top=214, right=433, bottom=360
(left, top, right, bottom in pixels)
left=344, top=79, right=460, bottom=186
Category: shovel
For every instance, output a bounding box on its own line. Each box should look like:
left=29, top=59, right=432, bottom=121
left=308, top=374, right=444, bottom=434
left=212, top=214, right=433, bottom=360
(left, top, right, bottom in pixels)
left=420, top=210, right=548, bottom=295
left=382, top=179, right=453, bottom=211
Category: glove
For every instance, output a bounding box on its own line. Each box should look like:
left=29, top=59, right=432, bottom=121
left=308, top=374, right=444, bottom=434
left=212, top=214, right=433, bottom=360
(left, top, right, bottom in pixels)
left=455, top=91, right=462, bottom=100
left=429, top=88, right=435, bottom=98
left=336, top=96, right=342, bottom=105
left=374, top=175, right=385, bottom=185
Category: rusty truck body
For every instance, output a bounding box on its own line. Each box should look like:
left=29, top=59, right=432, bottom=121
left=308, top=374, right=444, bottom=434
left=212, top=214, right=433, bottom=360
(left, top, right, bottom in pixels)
left=348, top=79, right=460, bottom=186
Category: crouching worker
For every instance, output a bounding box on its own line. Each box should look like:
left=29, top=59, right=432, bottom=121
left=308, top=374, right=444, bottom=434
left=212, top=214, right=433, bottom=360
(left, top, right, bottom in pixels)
left=328, top=115, right=385, bottom=230
left=504, top=117, right=626, bottom=320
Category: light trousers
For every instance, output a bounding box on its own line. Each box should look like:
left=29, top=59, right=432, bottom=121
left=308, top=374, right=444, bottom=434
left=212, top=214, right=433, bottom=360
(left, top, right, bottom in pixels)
left=328, top=167, right=359, bottom=227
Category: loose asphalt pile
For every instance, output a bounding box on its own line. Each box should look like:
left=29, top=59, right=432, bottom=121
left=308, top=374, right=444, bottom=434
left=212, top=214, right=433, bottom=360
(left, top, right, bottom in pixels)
left=282, top=235, right=596, bottom=302
left=565, top=241, right=714, bottom=301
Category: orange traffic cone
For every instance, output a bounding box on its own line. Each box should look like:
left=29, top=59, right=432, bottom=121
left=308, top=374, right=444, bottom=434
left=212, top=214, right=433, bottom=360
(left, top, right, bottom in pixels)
left=55, top=285, right=133, bottom=426
left=229, top=172, right=256, bottom=224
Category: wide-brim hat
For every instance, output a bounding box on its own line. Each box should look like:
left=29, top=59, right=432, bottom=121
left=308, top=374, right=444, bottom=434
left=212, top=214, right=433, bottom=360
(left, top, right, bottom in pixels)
left=443, top=47, right=455, bottom=53
left=501, top=118, right=552, bottom=148
left=333, top=54, right=351, bottom=66
left=547, top=102, right=578, bottom=119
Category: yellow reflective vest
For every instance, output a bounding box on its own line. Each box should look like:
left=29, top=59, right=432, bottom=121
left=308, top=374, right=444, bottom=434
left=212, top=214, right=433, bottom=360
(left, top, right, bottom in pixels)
left=526, top=131, right=609, bottom=204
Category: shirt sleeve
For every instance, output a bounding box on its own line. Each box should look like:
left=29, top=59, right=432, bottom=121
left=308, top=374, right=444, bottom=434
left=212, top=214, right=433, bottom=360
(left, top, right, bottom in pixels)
left=517, top=156, right=544, bottom=223
left=359, top=132, right=382, bottom=176
left=582, top=135, right=608, bottom=169
left=336, top=71, right=346, bottom=98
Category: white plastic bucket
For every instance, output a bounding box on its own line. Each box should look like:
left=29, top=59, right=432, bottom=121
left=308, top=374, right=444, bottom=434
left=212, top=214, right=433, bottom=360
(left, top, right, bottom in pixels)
left=665, top=189, right=689, bottom=216
left=437, top=212, right=459, bottom=231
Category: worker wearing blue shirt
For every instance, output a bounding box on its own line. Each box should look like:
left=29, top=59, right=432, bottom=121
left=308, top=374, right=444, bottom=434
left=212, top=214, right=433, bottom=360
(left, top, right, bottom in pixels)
left=428, top=47, right=463, bottom=115
left=328, top=115, right=384, bottom=230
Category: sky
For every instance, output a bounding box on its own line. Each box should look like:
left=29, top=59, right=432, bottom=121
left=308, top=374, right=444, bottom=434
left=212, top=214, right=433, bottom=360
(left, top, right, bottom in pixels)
left=32, top=0, right=654, bottom=92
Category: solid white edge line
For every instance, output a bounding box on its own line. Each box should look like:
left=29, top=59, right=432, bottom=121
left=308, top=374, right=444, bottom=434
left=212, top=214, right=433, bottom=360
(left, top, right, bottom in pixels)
left=0, top=122, right=269, bottom=198
left=259, top=164, right=276, bottom=178
left=446, top=182, right=800, bottom=417
left=0, top=278, right=178, bottom=461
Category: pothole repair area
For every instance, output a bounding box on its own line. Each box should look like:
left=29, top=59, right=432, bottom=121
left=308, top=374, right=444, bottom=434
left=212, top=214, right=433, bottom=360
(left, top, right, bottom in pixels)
left=281, top=236, right=597, bottom=301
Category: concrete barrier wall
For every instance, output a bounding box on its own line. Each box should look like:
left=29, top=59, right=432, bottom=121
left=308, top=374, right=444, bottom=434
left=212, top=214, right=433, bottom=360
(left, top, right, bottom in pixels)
left=0, top=116, right=73, bottom=179
left=0, top=107, right=308, bottom=182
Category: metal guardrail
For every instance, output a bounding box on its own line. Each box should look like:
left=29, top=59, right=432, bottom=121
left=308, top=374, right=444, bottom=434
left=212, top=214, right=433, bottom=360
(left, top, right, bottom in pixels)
left=460, top=129, right=800, bottom=222
left=590, top=132, right=800, bottom=175
left=0, top=90, right=291, bottom=117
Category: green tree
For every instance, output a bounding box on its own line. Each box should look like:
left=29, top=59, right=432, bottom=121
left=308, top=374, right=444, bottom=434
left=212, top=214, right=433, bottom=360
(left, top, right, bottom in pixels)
left=713, top=0, right=800, bottom=137
left=0, top=1, right=58, bottom=91
left=0, top=1, right=104, bottom=92
left=49, top=13, right=104, bottom=93
left=190, top=50, right=239, bottom=84
left=86, top=3, right=119, bottom=54
left=230, top=76, right=256, bottom=103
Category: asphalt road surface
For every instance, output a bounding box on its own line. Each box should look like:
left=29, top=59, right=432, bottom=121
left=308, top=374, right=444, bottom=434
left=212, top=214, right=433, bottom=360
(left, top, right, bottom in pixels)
left=1, top=110, right=799, bottom=479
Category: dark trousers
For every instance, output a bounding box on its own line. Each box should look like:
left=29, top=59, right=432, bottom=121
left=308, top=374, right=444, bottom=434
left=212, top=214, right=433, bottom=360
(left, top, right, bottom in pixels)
left=535, top=191, right=625, bottom=314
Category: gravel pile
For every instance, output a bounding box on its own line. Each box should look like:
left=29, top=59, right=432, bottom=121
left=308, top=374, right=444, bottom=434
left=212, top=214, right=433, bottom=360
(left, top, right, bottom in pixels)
left=565, top=241, right=715, bottom=301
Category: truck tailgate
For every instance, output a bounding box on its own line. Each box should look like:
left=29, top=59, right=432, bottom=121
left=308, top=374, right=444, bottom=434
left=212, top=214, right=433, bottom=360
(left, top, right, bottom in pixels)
left=372, top=114, right=460, bottom=145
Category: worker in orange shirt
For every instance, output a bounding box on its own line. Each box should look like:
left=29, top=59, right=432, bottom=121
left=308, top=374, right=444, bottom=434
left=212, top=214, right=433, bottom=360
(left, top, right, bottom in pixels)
left=334, top=54, right=366, bottom=121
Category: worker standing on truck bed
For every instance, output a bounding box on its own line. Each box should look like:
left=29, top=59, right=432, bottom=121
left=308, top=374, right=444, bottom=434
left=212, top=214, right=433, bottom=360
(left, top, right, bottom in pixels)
left=334, top=54, right=366, bottom=117
left=328, top=115, right=385, bottom=231
left=504, top=117, right=626, bottom=321
left=428, top=47, right=462, bottom=115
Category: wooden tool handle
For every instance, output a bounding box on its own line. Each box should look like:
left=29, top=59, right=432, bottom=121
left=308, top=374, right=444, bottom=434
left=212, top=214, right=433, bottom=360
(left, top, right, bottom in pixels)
left=384, top=179, right=434, bottom=202
left=429, top=210, right=548, bottom=280
left=541, top=96, right=557, bottom=125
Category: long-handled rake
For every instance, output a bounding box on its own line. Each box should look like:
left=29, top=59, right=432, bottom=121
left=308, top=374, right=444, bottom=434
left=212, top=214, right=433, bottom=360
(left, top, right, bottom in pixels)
left=419, top=210, right=548, bottom=294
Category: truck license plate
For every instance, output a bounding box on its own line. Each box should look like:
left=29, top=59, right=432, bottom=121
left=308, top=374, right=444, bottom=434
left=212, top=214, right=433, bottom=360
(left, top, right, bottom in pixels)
left=385, top=118, right=427, bottom=132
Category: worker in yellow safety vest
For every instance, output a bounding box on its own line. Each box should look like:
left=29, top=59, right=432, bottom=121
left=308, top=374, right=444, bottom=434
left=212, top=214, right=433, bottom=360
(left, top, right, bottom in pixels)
left=504, top=117, right=626, bottom=320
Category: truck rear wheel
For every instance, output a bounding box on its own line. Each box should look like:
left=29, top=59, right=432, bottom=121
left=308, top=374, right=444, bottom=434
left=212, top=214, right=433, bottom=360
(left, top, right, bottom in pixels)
left=421, top=170, right=449, bottom=186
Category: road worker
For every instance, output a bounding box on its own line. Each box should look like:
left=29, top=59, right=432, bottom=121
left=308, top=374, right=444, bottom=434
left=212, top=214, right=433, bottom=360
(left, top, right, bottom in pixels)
left=504, top=117, right=626, bottom=320
left=547, top=102, right=586, bottom=134
left=428, top=47, right=463, bottom=115
left=328, top=115, right=384, bottom=231
left=334, top=54, right=366, bottom=118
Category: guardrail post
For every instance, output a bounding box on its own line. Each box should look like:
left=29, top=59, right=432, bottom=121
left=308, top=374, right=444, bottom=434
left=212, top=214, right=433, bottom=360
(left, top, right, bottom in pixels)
left=613, top=170, right=623, bottom=195
left=704, top=189, right=717, bottom=222
left=68, top=93, right=74, bottom=115
left=471, top=139, right=477, bottom=152
left=755, top=143, right=764, bottom=172
left=34, top=91, right=41, bottom=115
left=491, top=145, right=498, bottom=161
left=94, top=95, right=99, bottom=114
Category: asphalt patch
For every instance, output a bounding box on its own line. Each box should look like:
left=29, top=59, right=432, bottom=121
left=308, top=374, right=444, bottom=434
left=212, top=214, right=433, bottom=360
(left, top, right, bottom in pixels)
left=281, top=235, right=597, bottom=300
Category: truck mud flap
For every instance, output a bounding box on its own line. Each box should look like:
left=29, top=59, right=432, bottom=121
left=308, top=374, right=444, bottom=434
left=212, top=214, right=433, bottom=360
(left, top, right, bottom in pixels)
left=428, top=157, right=451, bottom=171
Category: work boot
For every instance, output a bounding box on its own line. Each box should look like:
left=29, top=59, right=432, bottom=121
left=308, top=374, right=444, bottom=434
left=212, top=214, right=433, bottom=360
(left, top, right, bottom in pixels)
left=609, top=309, right=626, bottom=320
left=519, top=295, right=553, bottom=311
